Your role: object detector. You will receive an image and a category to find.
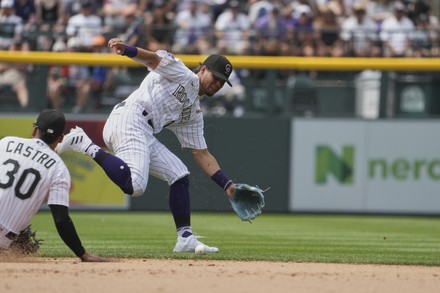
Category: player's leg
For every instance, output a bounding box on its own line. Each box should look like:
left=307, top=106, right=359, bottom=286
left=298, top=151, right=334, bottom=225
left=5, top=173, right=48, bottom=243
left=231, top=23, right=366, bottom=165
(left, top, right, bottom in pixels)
left=56, top=126, right=136, bottom=195
left=149, top=141, right=219, bottom=253
left=150, top=140, right=191, bottom=231
left=102, top=111, right=153, bottom=196
left=56, top=111, right=152, bottom=196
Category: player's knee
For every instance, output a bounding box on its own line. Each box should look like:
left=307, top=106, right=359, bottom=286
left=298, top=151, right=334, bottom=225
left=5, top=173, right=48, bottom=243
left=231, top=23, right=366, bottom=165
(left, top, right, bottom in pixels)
left=130, top=175, right=148, bottom=197
left=169, top=170, right=190, bottom=186
left=171, top=175, right=190, bottom=188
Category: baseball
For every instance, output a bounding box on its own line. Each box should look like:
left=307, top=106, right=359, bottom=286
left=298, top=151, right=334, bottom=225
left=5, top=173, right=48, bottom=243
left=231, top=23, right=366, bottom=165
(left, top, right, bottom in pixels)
left=195, top=244, right=206, bottom=254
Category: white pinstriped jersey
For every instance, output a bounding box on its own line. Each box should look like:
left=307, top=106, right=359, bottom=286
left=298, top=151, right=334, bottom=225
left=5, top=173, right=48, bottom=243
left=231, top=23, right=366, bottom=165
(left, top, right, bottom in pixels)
left=124, top=50, right=207, bottom=149
left=0, top=137, right=70, bottom=234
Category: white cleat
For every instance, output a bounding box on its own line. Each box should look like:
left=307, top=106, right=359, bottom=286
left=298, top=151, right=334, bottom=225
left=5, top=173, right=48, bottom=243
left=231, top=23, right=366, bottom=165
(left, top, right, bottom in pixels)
left=173, top=235, right=219, bottom=253
left=55, top=126, right=93, bottom=155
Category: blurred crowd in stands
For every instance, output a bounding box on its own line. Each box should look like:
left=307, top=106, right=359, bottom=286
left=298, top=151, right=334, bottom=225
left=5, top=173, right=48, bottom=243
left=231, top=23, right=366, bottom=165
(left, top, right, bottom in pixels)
left=0, top=0, right=439, bottom=114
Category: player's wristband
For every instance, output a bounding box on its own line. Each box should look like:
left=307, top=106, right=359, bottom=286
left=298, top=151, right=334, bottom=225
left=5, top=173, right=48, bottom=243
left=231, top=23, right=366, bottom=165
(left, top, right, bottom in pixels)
left=211, top=169, right=233, bottom=190
left=122, top=45, right=138, bottom=58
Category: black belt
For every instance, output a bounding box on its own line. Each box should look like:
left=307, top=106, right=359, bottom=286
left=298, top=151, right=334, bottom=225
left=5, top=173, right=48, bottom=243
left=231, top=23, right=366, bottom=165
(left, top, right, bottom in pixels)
left=116, top=102, right=154, bottom=129
left=142, top=110, right=154, bottom=129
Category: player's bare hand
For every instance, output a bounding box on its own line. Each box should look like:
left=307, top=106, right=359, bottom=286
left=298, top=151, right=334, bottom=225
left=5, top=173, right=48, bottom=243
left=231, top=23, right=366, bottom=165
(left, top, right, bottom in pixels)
left=108, top=38, right=125, bottom=55
left=80, top=252, right=112, bottom=262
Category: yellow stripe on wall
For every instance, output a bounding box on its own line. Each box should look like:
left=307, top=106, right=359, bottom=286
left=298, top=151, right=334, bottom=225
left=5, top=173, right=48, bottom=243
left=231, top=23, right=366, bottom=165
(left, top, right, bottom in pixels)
left=0, top=50, right=439, bottom=71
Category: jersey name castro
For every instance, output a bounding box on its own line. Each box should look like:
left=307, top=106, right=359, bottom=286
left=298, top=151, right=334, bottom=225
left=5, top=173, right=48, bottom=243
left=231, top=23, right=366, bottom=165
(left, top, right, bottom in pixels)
left=5, top=140, right=57, bottom=168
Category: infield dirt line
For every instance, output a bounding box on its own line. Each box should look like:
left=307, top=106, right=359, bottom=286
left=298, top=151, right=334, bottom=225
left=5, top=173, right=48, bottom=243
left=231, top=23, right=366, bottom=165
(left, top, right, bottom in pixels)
left=1, top=258, right=440, bottom=293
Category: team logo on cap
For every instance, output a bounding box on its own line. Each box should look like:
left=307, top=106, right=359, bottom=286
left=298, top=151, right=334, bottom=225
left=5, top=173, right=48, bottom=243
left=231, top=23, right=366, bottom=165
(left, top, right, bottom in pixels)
left=225, top=64, right=231, bottom=74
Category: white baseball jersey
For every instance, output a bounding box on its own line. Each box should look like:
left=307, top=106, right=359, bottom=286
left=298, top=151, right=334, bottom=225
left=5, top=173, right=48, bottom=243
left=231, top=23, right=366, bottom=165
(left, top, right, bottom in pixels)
left=103, top=50, right=209, bottom=193
left=126, top=50, right=206, bottom=147
left=0, top=137, right=70, bottom=234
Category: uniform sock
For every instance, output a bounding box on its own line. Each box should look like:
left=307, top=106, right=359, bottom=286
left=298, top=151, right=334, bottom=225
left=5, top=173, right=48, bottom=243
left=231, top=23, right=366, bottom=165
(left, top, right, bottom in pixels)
left=169, top=176, right=191, bottom=231
left=84, top=144, right=101, bottom=158
left=93, top=149, right=134, bottom=195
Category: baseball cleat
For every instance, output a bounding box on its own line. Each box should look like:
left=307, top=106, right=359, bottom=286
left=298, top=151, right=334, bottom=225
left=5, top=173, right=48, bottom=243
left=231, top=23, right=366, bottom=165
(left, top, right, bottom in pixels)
left=55, top=126, right=93, bottom=155
left=173, top=234, right=219, bottom=253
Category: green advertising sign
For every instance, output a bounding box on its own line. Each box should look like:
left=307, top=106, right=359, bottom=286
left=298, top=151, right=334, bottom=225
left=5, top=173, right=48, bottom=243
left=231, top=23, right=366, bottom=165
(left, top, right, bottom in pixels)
left=315, top=145, right=354, bottom=184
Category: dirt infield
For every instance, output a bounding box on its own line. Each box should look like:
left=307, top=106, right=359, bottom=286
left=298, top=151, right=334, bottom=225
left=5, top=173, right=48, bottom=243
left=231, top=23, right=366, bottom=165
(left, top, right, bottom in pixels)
left=1, top=256, right=439, bottom=293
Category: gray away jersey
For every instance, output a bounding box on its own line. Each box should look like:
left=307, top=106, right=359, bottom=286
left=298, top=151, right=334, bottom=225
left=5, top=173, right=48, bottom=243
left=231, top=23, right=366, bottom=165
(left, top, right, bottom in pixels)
left=0, top=137, right=70, bottom=234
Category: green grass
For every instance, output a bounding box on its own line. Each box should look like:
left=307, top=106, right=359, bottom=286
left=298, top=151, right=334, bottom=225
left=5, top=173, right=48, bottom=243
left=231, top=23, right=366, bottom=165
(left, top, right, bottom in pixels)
left=30, top=211, right=440, bottom=266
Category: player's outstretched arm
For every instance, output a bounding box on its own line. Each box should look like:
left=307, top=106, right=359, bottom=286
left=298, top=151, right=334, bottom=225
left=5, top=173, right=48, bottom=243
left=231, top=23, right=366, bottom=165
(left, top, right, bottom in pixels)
left=191, top=148, right=235, bottom=199
left=49, top=205, right=111, bottom=262
left=191, top=148, right=220, bottom=177
left=107, top=37, right=162, bottom=69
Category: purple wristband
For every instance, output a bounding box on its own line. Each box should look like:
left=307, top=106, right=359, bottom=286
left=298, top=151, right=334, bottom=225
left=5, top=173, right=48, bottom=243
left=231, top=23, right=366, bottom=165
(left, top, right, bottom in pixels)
left=123, top=45, right=138, bottom=58
left=211, top=170, right=233, bottom=190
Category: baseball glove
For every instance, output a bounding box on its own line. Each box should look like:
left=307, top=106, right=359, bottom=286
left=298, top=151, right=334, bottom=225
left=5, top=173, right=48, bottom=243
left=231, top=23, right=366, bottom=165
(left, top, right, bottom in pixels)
left=230, top=183, right=266, bottom=222
left=9, top=225, right=43, bottom=254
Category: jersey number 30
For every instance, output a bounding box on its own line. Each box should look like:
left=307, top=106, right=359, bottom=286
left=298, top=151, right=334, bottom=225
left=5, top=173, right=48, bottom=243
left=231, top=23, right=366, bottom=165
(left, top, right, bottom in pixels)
left=0, top=159, right=41, bottom=200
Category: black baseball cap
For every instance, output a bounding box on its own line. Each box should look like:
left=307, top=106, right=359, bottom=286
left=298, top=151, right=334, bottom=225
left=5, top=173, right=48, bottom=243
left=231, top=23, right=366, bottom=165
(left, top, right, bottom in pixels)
left=202, top=54, right=233, bottom=86
left=34, top=109, right=65, bottom=137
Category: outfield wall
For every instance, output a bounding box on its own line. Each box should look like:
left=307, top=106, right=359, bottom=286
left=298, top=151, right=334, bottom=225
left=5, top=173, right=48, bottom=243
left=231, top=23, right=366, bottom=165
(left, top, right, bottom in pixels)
left=1, top=114, right=440, bottom=214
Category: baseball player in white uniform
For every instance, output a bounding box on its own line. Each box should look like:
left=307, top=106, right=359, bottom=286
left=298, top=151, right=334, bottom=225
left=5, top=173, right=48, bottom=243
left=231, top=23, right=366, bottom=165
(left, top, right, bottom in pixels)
left=0, top=109, right=109, bottom=262
left=56, top=38, right=238, bottom=253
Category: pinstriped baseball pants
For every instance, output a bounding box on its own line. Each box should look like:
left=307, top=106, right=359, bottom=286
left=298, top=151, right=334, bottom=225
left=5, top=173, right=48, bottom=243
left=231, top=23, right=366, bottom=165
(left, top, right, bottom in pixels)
left=103, top=105, right=189, bottom=196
